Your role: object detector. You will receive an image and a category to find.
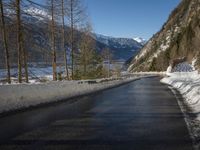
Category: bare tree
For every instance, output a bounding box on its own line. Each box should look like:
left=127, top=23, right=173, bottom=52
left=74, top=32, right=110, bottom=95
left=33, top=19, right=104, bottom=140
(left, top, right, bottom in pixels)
left=0, top=0, right=11, bottom=83
left=66, top=0, right=85, bottom=79
left=16, top=0, right=23, bottom=83
left=50, top=0, right=57, bottom=81
left=69, top=0, right=75, bottom=79
left=22, top=33, right=28, bottom=83
left=15, top=0, right=29, bottom=83
left=61, top=0, right=69, bottom=79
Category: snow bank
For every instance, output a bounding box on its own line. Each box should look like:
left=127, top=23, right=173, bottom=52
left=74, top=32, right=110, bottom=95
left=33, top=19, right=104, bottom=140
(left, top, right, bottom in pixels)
left=126, top=71, right=166, bottom=76
left=161, top=71, right=200, bottom=115
left=161, top=71, right=200, bottom=149
left=0, top=77, right=139, bottom=114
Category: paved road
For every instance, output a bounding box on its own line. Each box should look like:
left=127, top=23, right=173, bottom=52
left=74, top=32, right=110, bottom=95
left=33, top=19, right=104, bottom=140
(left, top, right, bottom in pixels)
left=0, top=77, right=193, bottom=150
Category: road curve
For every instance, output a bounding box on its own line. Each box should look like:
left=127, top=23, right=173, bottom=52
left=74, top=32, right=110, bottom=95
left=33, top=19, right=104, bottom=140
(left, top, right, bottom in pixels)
left=0, top=77, right=193, bottom=150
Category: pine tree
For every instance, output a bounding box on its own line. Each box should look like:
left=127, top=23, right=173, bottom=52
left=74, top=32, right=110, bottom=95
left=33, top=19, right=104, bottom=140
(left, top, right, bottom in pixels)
left=101, top=48, right=113, bottom=78
left=79, top=28, right=95, bottom=78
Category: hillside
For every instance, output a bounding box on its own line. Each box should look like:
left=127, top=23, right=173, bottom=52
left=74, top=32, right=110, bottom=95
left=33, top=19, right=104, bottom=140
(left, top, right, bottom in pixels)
left=128, top=0, right=200, bottom=72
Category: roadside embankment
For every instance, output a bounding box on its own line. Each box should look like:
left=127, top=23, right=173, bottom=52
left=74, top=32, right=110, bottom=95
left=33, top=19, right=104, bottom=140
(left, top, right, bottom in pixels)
left=0, top=77, right=140, bottom=114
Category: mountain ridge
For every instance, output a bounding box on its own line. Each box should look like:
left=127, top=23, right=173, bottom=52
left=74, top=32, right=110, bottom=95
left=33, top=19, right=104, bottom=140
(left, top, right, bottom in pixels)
left=93, top=33, right=144, bottom=60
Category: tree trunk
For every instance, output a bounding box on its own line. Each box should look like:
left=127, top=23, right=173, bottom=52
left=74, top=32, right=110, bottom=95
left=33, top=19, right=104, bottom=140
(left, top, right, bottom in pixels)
left=108, top=52, right=110, bottom=78
left=0, top=0, right=11, bottom=84
left=70, top=0, right=74, bottom=80
left=61, top=0, right=69, bottom=79
left=84, top=62, right=86, bottom=77
left=22, top=43, right=28, bottom=83
left=21, top=24, right=28, bottom=83
left=51, top=0, right=57, bottom=81
left=83, top=46, right=87, bottom=76
left=16, top=0, right=22, bottom=83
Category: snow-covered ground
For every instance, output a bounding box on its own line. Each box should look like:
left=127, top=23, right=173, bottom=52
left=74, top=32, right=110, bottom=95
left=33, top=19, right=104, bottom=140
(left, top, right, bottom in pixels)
left=0, top=76, right=141, bottom=114
left=0, top=64, right=124, bottom=84
left=0, top=66, right=64, bottom=84
left=161, top=62, right=200, bottom=149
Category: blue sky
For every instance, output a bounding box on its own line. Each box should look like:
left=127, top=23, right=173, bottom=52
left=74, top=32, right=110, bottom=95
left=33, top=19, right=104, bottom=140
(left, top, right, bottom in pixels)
left=36, top=0, right=180, bottom=40
left=85, top=0, right=180, bottom=39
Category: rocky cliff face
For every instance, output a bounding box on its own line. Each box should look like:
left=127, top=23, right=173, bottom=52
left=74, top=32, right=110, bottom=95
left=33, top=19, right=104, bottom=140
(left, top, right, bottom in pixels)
left=128, top=0, right=200, bottom=72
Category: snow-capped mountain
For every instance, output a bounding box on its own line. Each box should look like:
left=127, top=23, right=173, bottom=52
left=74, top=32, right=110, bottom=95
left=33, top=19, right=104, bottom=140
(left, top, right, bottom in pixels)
left=94, top=33, right=143, bottom=48
left=93, top=33, right=144, bottom=61
left=133, top=37, right=146, bottom=45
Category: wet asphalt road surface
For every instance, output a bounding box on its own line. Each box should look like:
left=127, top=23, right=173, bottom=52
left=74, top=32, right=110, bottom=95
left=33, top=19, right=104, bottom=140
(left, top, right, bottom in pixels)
left=0, top=77, right=193, bottom=150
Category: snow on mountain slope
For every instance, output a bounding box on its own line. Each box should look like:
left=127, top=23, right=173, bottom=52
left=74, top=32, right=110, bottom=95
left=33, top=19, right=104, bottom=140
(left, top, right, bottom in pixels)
left=94, top=33, right=143, bottom=49
left=24, top=7, right=51, bottom=21
left=5, top=5, right=50, bottom=21
left=93, top=33, right=144, bottom=60
left=133, top=37, right=146, bottom=45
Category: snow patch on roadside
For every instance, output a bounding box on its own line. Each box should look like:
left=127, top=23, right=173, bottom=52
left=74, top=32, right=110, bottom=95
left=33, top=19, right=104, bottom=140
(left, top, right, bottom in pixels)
left=161, top=71, right=200, bottom=149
